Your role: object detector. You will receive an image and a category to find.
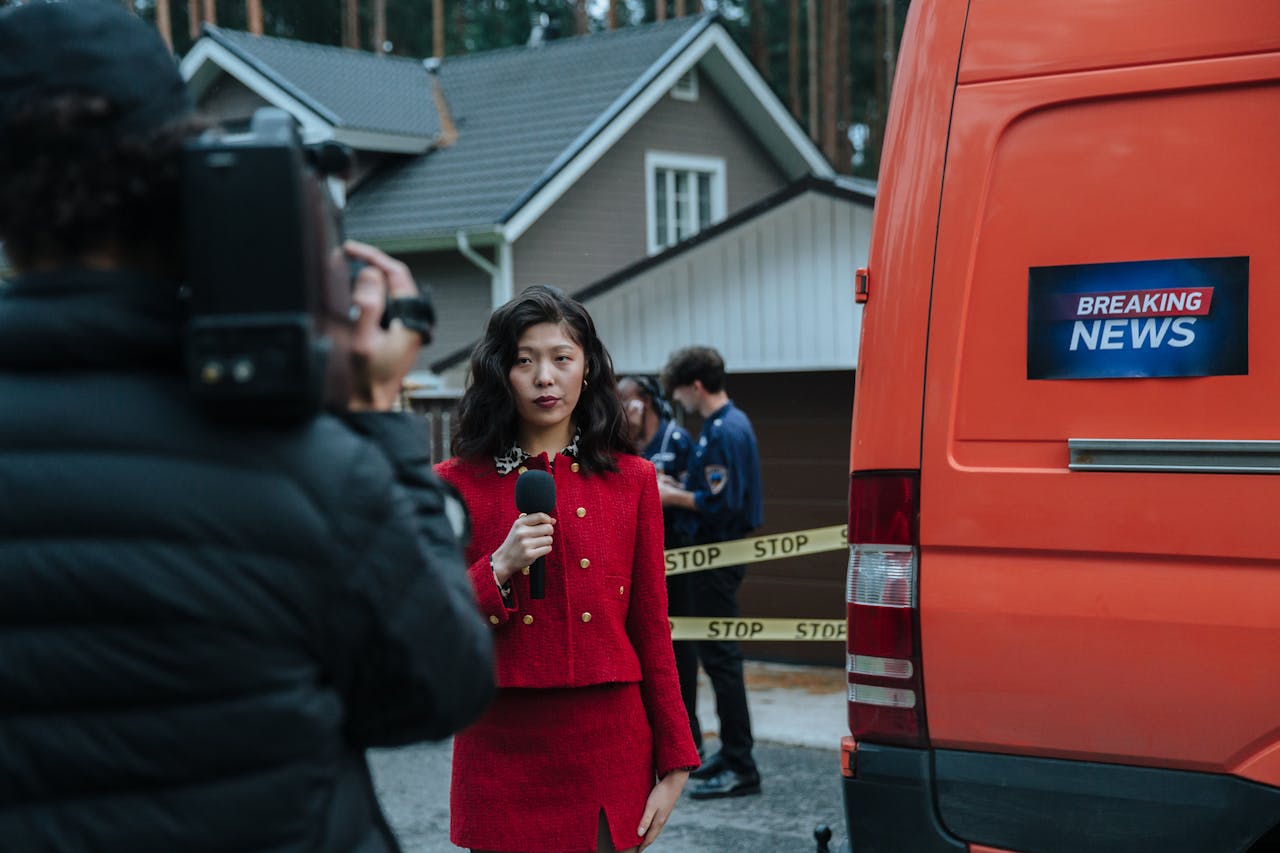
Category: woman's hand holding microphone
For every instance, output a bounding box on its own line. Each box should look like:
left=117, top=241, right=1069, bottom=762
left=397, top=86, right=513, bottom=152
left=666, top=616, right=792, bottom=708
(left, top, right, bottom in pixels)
left=491, top=513, right=557, bottom=587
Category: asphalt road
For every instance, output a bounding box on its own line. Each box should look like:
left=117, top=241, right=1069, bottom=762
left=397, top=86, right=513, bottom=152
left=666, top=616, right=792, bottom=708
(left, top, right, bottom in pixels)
left=370, top=736, right=847, bottom=853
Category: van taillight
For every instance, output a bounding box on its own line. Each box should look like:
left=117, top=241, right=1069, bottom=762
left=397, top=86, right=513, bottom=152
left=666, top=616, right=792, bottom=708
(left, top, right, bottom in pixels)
left=846, top=471, right=927, bottom=748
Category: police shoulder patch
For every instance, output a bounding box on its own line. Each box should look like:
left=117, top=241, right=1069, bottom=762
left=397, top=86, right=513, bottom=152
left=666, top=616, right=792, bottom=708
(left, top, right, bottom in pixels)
left=705, top=465, right=729, bottom=495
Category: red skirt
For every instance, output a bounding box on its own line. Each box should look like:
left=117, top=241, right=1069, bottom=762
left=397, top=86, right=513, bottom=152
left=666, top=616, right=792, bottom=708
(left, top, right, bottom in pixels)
left=450, top=682, right=654, bottom=852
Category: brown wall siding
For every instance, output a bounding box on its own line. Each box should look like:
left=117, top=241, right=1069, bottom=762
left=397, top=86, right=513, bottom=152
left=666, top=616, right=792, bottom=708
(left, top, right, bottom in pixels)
left=513, top=75, right=789, bottom=295
left=676, top=370, right=853, bottom=666
left=198, top=75, right=270, bottom=125
left=404, top=250, right=492, bottom=373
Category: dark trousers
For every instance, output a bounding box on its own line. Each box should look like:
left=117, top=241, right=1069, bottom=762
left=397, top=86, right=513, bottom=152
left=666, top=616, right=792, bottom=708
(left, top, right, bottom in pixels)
left=666, top=572, right=701, bottom=755
left=685, top=564, right=756, bottom=774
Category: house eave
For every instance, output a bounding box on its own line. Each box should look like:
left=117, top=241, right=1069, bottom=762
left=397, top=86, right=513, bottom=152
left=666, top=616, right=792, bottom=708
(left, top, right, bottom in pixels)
left=332, top=126, right=435, bottom=155
left=181, top=35, right=434, bottom=154
left=352, top=227, right=504, bottom=255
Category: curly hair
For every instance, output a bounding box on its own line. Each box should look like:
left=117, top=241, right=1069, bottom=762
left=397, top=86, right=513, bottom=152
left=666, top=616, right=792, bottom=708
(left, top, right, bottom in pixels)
left=452, top=285, right=631, bottom=473
left=0, top=92, right=198, bottom=272
left=661, top=345, right=726, bottom=394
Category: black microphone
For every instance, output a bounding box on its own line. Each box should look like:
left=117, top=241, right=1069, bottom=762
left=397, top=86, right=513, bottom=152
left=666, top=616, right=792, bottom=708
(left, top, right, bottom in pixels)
left=514, top=469, right=556, bottom=599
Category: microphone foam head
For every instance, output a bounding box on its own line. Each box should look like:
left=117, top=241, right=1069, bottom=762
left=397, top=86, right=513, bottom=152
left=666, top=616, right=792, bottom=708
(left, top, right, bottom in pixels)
left=514, top=469, right=556, bottom=514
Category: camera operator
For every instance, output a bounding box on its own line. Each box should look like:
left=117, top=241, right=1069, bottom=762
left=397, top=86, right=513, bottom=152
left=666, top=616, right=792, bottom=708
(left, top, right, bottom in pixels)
left=0, top=3, right=493, bottom=851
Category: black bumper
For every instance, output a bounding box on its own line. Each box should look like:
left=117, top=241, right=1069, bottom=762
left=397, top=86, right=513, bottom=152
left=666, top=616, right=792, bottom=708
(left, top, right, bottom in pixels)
left=842, top=743, right=1280, bottom=853
left=841, top=743, right=965, bottom=852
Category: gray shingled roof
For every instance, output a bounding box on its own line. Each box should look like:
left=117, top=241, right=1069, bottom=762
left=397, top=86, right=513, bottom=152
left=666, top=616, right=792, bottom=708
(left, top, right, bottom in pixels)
left=204, top=26, right=441, bottom=139
left=344, top=15, right=711, bottom=240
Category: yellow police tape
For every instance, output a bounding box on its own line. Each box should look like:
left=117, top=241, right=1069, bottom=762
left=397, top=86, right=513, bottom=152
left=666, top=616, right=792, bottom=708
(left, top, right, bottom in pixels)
left=663, top=523, right=847, bottom=576
left=661, top=524, right=849, bottom=640
left=669, top=617, right=846, bottom=642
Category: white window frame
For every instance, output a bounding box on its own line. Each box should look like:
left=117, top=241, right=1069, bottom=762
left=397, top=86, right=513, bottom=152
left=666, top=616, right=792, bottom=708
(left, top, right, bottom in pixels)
left=670, top=67, right=699, bottom=102
left=644, top=151, right=727, bottom=256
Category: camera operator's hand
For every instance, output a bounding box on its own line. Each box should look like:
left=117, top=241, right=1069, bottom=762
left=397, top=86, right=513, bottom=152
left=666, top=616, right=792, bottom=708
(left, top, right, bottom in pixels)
left=345, top=240, right=426, bottom=411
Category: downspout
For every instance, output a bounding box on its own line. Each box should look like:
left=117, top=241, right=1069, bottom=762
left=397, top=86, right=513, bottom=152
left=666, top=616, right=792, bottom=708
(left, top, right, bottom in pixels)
left=423, top=57, right=514, bottom=308
left=456, top=230, right=513, bottom=309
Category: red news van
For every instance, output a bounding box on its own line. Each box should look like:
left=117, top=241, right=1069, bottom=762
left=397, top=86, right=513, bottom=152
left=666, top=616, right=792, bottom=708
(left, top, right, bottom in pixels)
left=841, top=1, right=1280, bottom=851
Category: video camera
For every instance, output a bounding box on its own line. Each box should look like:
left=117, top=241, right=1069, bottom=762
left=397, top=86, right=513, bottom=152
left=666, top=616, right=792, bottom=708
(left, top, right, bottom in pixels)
left=181, top=108, right=434, bottom=421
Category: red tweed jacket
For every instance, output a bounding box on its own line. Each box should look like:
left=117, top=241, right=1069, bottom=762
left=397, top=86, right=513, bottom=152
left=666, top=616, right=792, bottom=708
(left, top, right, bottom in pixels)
left=436, top=450, right=698, bottom=776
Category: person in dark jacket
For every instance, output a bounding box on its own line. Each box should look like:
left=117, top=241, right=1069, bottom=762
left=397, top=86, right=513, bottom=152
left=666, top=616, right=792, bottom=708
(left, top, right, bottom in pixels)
left=0, top=3, right=495, bottom=851
left=659, top=346, right=764, bottom=801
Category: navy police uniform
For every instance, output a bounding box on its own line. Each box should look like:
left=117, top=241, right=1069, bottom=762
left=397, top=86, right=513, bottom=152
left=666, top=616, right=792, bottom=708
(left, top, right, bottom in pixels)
left=681, top=401, right=763, bottom=776
left=639, top=418, right=701, bottom=752
left=642, top=418, right=695, bottom=545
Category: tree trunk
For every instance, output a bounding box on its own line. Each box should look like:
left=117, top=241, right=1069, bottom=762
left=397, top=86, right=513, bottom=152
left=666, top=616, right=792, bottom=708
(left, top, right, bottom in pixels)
left=750, top=0, right=769, bottom=82
left=787, top=0, right=800, bottom=120
left=155, top=0, right=173, bottom=50
left=607, top=0, right=617, bottom=30
left=342, top=0, right=359, bottom=49
left=806, top=0, right=819, bottom=143
left=433, top=0, right=444, bottom=57
left=124, top=0, right=134, bottom=11
left=884, top=0, right=898, bottom=101
left=453, top=0, right=466, bottom=55
left=188, top=0, right=199, bottom=40
left=575, top=0, right=590, bottom=35
left=201, top=0, right=216, bottom=26
left=373, top=0, right=386, bottom=52
left=837, top=0, right=852, bottom=173
left=821, top=0, right=838, bottom=164
left=656, top=1, right=666, bottom=23
left=246, top=0, right=262, bottom=35
left=674, top=0, right=685, bottom=17
left=871, top=0, right=886, bottom=170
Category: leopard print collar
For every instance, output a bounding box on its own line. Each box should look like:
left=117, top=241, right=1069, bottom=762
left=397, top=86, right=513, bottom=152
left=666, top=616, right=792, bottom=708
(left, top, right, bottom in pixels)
left=494, top=432, right=581, bottom=476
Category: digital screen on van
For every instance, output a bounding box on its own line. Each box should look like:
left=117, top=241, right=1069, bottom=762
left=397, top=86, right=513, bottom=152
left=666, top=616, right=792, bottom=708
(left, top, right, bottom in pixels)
left=1027, top=256, right=1248, bottom=380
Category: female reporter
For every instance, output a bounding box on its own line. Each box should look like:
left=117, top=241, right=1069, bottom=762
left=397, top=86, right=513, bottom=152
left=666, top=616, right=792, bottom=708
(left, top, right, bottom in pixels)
left=436, top=285, right=699, bottom=853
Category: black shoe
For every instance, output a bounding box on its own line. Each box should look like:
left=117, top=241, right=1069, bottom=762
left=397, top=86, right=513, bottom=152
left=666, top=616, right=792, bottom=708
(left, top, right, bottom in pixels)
left=687, top=768, right=762, bottom=800
left=689, top=751, right=727, bottom=780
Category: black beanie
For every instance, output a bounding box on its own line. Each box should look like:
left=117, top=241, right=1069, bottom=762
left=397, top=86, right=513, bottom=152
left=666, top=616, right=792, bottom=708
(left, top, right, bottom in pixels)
left=0, top=0, right=193, bottom=136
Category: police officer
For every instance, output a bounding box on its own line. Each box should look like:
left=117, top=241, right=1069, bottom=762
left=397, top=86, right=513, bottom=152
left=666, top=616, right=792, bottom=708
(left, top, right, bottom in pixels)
left=658, top=346, right=764, bottom=800
left=618, top=373, right=701, bottom=755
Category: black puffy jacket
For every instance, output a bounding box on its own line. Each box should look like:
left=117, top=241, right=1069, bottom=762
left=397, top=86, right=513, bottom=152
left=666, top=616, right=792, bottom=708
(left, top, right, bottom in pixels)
left=0, top=270, right=495, bottom=852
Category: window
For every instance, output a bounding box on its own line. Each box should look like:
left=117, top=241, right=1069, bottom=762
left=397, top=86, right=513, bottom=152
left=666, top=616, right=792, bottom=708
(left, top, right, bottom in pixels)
left=671, top=67, right=698, bottom=102
left=645, top=152, right=726, bottom=254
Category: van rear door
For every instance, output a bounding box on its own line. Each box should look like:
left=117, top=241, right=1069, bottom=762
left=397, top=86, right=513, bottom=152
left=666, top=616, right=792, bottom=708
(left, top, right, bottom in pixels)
left=918, top=0, right=1280, bottom=840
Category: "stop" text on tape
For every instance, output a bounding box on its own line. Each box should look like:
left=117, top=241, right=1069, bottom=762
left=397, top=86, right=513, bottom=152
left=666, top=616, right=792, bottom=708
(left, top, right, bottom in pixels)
left=668, top=616, right=846, bottom=642
left=664, top=524, right=847, bottom=575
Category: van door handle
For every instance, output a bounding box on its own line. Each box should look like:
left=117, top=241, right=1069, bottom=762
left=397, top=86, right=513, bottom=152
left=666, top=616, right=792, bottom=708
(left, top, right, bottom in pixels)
left=1068, top=439, right=1280, bottom=473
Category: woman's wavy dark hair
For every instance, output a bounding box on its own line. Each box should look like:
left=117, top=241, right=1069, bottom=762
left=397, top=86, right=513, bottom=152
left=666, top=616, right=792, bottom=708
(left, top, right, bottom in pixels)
left=452, top=285, right=631, bottom=473
left=0, top=92, right=200, bottom=272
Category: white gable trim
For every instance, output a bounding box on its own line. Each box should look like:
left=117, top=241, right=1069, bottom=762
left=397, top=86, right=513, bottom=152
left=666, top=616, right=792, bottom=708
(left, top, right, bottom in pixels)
left=501, top=24, right=832, bottom=244
left=181, top=40, right=334, bottom=143
left=180, top=40, right=434, bottom=154
left=701, top=27, right=833, bottom=179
